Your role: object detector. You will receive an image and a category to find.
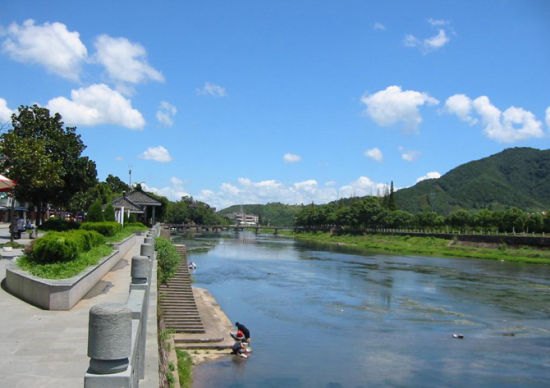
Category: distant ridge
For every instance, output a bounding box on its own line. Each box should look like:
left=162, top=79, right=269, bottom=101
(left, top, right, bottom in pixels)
left=394, top=147, right=550, bottom=214
left=217, top=202, right=301, bottom=226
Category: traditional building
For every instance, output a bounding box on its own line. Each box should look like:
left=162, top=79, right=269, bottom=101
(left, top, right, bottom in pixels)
left=112, top=190, right=161, bottom=226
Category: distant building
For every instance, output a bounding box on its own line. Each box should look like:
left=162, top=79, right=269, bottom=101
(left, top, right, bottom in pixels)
left=112, top=190, right=161, bottom=226
left=227, top=212, right=259, bottom=226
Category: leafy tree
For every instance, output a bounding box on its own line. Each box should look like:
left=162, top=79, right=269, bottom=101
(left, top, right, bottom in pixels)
left=105, top=174, right=130, bottom=194
left=104, top=203, right=116, bottom=222
left=86, top=200, right=104, bottom=222
left=0, top=105, right=97, bottom=224
left=502, top=207, right=527, bottom=233
left=445, top=209, right=473, bottom=232
left=525, top=213, right=544, bottom=233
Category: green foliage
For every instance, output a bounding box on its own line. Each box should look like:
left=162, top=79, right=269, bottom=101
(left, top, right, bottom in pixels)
left=81, top=221, right=122, bottom=236
left=29, top=229, right=105, bottom=264
left=104, top=204, right=116, bottom=222
left=86, top=201, right=104, bottom=222
left=31, top=233, right=79, bottom=263
left=40, top=218, right=81, bottom=231
left=155, top=237, right=182, bottom=284
left=0, top=105, right=97, bottom=217
left=105, top=174, right=130, bottom=194
left=176, top=349, right=193, bottom=388
left=218, top=202, right=302, bottom=226
left=394, top=147, right=550, bottom=214
left=167, top=196, right=227, bottom=225
left=18, top=244, right=113, bottom=279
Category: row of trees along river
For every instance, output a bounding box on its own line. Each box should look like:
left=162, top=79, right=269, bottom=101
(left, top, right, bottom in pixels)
left=295, top=196, right=550, bottom=234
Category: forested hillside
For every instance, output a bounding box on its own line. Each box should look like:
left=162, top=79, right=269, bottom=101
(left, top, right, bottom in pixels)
left=394, top=147, right=550, bottom=214
left=218, top=202, right=302, bottom=226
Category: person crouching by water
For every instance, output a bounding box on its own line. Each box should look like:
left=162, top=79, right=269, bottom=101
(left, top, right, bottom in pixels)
left=231, top=341, right=248, bottom=358
left=235, top=322, right=251, bottom=342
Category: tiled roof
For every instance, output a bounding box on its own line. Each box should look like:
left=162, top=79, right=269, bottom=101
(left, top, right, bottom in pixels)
left=125, top=190, right=162, bottom=206
left=112, top=196, right=144, bottom=213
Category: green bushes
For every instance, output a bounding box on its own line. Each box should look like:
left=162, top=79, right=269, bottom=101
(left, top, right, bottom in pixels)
left=29, top=229, right=105, bottom=263
left=87, top=200, right=105, bottom=222
left=81, top=221, right=122, bottom=236
left=155, top=237, right=182, bottom=284
left=40, top=218, right=81, bottom=231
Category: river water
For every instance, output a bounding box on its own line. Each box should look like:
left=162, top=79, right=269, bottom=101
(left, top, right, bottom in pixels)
left=173, top=232, right=550, bottom=388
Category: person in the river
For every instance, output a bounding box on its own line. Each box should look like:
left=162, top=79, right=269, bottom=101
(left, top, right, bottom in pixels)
left=235, top=322, right=250, bottom=342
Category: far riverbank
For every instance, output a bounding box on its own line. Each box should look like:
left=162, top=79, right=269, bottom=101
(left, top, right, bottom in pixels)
left=282, top=231, right=550, bottom=264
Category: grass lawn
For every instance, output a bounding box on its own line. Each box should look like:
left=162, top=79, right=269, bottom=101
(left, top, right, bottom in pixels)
left=288, top=232, right=550, bottom=264
left=17, top=224, right=148, bottom=279
left=17, top=244, right=114, bottom=279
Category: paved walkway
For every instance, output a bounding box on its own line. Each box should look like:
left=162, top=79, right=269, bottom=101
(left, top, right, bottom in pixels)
left=0, top=226, right=159, bottom=387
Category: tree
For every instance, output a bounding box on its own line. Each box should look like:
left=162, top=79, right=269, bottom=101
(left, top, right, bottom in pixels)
left=0, top=105, right=97, bottom=224
left=105, top=174, right=130, bottom=194
left=104, top=203, right=116, bottom=222
left=86, top=200, right=104, bottom=222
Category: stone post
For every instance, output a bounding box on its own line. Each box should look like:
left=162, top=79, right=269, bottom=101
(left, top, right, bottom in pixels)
left=140, top=243, right=154, bottom=261
left=144, top=236, right=154, bottom=246
left=85, top=304, right=132, bottom=387
left=131, top=255, right=150, bottom=379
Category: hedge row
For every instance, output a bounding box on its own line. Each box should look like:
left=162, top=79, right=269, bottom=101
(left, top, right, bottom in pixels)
left=30, top=229, right=105, bottom=264
left=155, top=237, right=182, bottom=284
left=81, top=221, right=122, bottom=237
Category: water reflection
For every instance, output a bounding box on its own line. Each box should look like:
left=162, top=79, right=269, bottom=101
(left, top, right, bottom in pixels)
left=176, top=232, right=550, bottom=388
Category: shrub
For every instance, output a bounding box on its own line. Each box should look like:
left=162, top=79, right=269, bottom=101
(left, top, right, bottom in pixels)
left=81, top=221, right=122, bottom=236
left=68, top=229, right=105, bottom=251
left=104, top=204, right=116, bottom=222
left=87, top=201, right=104, bottom=222
left=31, top=233, right=79, bottom=263
left=29, top=230, right=105, bottom=264
left=155, top=237, right=182, bottom=284
left=41, top=218, right=80, bottom=231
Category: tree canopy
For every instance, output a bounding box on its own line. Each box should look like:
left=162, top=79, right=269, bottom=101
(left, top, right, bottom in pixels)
left=0, top=105, right=97, bottom=222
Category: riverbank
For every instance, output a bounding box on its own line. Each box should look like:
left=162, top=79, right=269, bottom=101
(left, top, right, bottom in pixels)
left=284, top=231, right=550, bottom=264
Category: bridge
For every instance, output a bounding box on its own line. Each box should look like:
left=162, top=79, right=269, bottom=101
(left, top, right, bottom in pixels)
left=166, top=224, right=304, bottom=235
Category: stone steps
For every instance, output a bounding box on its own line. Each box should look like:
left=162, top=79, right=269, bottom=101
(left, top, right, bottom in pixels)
left=159, top=247, right=205, bottom=334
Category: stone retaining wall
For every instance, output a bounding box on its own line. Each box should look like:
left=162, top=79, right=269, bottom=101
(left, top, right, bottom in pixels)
left=5, top=233, right=140, bottom=310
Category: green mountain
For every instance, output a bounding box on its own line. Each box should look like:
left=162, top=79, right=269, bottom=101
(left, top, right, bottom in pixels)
left=218, top=202, right=302, bottom=226
left=394, top=147, right=550, bottom=214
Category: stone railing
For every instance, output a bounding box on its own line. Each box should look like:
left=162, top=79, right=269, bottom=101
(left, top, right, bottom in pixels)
left=84, top=226, right=159, bottom=387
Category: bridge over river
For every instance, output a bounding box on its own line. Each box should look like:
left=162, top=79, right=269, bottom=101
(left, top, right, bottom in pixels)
left=166, top=224, right=306, bottom=234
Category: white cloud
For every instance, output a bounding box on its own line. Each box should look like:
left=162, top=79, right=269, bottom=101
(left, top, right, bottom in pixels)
left=361, top=85, right=439, bottom=130
left=1, top=19, right=87, bottom=81
left=94, top=34, right=164, bottom=91
left=195, top=176, right=389, bottom=209
left=283, top=153, right=302, bottom=163
left=139, top=146, right=173, bottom=162
left=401, top=149, right=421, bottom=162
left=0, top=98, right=14, bottom=123
left=444, top=94, right=477, bottom=124
left=364, top=147, right=383, bottom=162
left=405, top=18, right=452, bottom=53
left=142, top=177, right=189, bottom=201
left=416, top=171, right=441, bottom=183
left=373, top=22, right=386, bottom=31
left=47, top=83, right=145, bottom=129
left=546, top=107, right=550, bottom=129
left=428, top=18, right=450, bottom=27
left=424, top=29, right=450, bottom=50
left=156, top=101, right=177, bottom=126
left=324, top=181, right=337, bottom=186
left=115, top=156, right=124, bottom=161
left=445, top=94, right=545, bottom=143
left=196, top=82, right=227, bottom=98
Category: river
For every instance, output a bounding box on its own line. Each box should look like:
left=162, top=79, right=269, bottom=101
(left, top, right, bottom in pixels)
left=173, top=232, right=550, bottom=388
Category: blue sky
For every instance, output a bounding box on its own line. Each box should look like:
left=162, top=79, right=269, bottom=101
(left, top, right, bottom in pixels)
left=1, top=0, right=549, bottom=209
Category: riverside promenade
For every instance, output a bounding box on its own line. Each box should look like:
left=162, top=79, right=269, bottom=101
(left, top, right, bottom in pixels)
left=0, top=224, right=159, bottom=387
